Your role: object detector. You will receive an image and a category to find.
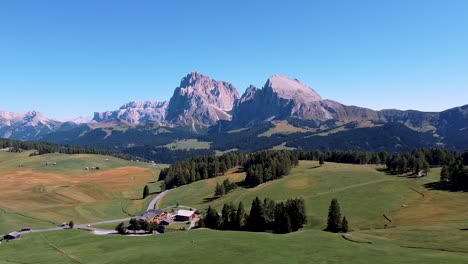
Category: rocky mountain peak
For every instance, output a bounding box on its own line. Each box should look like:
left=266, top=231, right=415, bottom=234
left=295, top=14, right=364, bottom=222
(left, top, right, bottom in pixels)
left=166, top=72, right=240, bottom=128
left=93, top=100, right=168, bottom=124
left=265, top=74, right=322, bottom=101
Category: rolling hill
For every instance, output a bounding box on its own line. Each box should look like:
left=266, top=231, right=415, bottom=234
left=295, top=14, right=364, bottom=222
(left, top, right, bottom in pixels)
left=0, top=149, right=166, bottom=234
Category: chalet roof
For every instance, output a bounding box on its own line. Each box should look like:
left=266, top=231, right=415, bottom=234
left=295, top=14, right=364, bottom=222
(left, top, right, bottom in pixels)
left=5, top=232, right=20, bottom=238
left=176, top=209, right=195, bottom=217
left=136, top=209, right=166, bottom=222
left=147, top=209, right=165, bottom=216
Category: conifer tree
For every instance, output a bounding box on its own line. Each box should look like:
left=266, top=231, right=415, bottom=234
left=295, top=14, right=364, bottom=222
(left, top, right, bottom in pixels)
left=248, top=197, right=266, bottom=232
left=440, top=165, right=450, bottom=182
left=326, top=198, right=342, bottom=232
left=341, top=216, right=349, bottom=233
left=143, top=185, right=149, bottom=199
left=274, top=202, right=292, bottom=234
left=235, top=202, right=246, bottom=230
left=205, top=206, right=221, bottom=229
left=319, top=155, right=325, bottom=166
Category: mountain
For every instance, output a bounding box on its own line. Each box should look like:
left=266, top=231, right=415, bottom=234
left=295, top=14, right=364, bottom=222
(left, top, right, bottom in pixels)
left=234, top=75, right=332, bottom=125
left=0, top=72, right=466, bottom=159
left=165, top=72, right=240, bottom=130
left=93, top=101, right=168, bottom=124
left=0, top=111, right=62, bottom=140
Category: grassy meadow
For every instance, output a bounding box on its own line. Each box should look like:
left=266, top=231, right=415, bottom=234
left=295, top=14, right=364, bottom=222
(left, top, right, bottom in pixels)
left=1, top=153, right=468, bottom=263
left=0, top=150, right=165, bottom=234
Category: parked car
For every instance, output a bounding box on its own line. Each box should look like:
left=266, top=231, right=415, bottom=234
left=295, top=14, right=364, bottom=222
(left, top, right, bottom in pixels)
left=20, top=227, right=31, bottom=232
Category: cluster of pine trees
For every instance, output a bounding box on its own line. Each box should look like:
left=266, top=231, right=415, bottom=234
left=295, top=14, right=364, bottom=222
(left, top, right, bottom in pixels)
left=440, top=157, right=468, bottom=189
left=325, top=198, right=349, bottom=233
left=159, top=153, right=248, bottom=189
left=214, top=179, right=237, bottom=197
left=202, top=197, right=306, bottom=234
left=385, top=152, right=430, bottom=175
left=244, top=150, right=299, bottom=187
left=0, top=139, right=137, bottom=160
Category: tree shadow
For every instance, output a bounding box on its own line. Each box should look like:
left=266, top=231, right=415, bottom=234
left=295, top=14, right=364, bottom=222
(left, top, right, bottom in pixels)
left=375, top=167, right=400, bottom=175
left=424, top=182, right=468, bottom=192
left=202, top=197, right=219, bottom=203
left=308, top=165, right=321, bottom=169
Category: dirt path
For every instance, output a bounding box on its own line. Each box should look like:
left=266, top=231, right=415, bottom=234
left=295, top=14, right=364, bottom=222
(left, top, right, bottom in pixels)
left=304, top=178, right=408, bottom=199
left=40, top=234, right=83, bottom=264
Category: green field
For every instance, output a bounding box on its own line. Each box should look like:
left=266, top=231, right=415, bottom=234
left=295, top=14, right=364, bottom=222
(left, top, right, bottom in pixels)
left=1, top=156, right=468, bottom=263
left=0, top=150, right=165, bottom=234
left=160, top=161, right=440, bottom=230
left=1, top=228, right=467, bottom=264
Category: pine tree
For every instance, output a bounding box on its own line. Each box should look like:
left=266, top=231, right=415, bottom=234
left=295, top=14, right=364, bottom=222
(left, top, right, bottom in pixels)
left=440, top=165, right=450, bottom=182
left=341, top=216, right=349, bottom=233
left=319, top=155, right=324, bottom=166
left=205, top=206, right=221, bottom=229
left=68, top=220, right=74, bottom=229
left=221, top=203, right=235, bottom=230
left=143, top=185, right=149, bottom=199
left=326, top=198, right=342, bottom=233
left=248, top=197, right=266, bottom=232
left=274, top=202, right=292, bottom=234
left=235, top=202, right=246, bottom=230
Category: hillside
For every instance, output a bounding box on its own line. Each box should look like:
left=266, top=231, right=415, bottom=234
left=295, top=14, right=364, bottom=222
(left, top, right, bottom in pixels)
left=1, top=160, right=468, bottom=263
left=0, top=150, right=166, bottom=234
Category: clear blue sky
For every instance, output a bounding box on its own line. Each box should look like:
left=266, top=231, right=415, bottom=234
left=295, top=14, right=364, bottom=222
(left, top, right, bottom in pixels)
left=0, top=0, right=467, bottom=120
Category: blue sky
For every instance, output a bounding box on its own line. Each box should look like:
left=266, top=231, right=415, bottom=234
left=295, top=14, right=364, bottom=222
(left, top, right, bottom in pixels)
left=0, top=0, right=467, bottom=120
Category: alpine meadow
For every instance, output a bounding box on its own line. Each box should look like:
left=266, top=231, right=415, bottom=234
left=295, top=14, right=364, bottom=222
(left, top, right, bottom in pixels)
left=1, top=1, right=467, bottom=263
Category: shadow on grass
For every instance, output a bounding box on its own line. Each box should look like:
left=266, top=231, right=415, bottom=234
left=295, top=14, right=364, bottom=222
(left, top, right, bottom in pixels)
left=424, top=182, right=468, bottom=192
left=202, top=197, right=219, bottom=203
left=308, top=165, right=321, bottom=169
left=375, top=167, right=428, bottom=179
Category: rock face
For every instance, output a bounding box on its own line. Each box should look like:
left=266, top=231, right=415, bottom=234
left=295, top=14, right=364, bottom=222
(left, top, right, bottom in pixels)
left=234, top=75, right=333, bottom=125
left=0, top=111, right=62, bottom=140
left=93, top=101, right=169, bottom=124
left=166, top=72, right=240, bottom=129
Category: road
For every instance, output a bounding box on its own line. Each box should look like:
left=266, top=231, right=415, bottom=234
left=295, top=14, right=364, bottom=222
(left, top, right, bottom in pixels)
left=1, top=190, right=171, bottom=238
left=147, top=190, right=169, bottom=210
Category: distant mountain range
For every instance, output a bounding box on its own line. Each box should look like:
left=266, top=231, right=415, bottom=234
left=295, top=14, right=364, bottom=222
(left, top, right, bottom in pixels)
left=1, top=72, right=467, bottom=160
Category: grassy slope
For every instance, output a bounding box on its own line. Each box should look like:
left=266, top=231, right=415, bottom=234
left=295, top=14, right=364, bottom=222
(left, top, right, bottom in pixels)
left=1, top=158, right=468, bottom=263
left=161, top=161, right=431, bottom=229
left=1, top=229, right=467, bottom=264
left=0, top=150, right=165, bottom=233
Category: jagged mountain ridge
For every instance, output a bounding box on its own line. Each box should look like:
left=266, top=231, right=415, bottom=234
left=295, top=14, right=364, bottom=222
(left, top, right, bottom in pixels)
left=0, top=111, right=62, bottom=140
left=1, top=72, right=467, bottom=154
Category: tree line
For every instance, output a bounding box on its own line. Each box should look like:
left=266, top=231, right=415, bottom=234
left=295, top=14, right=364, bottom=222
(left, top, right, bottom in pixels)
left=158, top=153, right=248, bottom=190
left=298, top=148, right=463, bottom=167
left=244, top=150, right=299, bottom=187
left=440, top=157, right=468, bottom=189
left=0, top=138, right=138, bottom=161
left=202, top=197, right=307, bottom=234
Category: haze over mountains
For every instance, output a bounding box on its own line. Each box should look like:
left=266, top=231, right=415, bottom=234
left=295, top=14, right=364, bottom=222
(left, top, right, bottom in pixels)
left=1, top=72, right=467, bottom=156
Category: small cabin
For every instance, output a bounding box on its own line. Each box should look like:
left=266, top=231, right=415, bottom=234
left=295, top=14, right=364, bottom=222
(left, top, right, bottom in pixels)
left=175, top=210, right=195, bottom=222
